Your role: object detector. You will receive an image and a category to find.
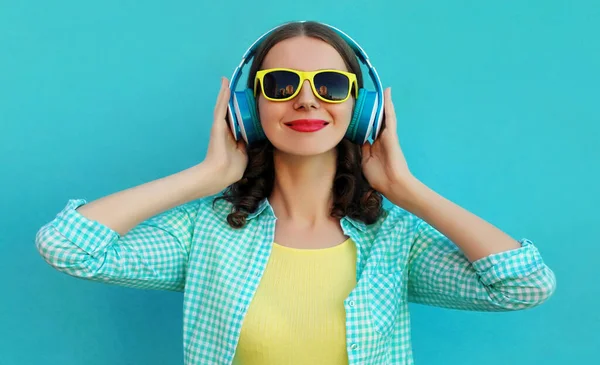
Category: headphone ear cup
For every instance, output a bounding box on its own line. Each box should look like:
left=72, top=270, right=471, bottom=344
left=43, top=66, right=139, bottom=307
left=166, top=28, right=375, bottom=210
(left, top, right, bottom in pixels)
left=347, top=89, right=378, bottom=145
left=231, top=89, right=266, bottom=145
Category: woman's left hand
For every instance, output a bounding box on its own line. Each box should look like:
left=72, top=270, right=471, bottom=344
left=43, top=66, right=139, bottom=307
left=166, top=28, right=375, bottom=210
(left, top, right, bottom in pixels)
left=361, top=87, right=417, bottom=203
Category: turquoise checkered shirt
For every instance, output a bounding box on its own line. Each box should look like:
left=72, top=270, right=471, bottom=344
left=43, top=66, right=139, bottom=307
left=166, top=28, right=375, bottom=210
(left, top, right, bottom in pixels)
left=36, top=195, right=556, bottom=364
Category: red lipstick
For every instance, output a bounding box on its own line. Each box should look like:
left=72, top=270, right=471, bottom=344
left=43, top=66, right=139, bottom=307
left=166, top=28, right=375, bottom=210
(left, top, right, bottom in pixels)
left=284, top=119, right=329, bottom=133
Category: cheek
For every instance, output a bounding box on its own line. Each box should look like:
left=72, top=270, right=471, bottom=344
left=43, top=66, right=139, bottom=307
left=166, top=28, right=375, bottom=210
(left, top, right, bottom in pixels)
left=330, top=100, right=355, bottom=126
left=257, top=98, right=287, bottom=127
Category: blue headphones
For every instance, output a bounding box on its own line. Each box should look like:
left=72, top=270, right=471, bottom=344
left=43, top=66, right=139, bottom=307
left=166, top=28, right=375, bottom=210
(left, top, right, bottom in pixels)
left=227, top=21, right=384, bottom=146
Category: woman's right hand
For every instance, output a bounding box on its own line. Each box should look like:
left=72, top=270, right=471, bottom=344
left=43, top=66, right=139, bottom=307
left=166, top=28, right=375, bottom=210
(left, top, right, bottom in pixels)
left=203, top=77, right=249, bottom=188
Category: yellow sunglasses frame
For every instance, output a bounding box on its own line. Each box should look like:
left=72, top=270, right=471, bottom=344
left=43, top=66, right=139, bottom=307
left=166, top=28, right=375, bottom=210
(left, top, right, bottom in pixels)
left=254, top=68, right=358, bottom=103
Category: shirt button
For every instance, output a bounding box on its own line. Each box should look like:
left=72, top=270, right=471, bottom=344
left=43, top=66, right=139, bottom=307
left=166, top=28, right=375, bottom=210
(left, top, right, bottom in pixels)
left=349, top=300, right=355, bottom=307
left=350, top=343, right=358, bottom=350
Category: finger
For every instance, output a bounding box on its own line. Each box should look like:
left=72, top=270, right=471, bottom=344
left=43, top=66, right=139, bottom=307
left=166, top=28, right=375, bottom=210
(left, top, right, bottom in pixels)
left=213, top=77, right=224, bottom=114
left=213, top=77, right=230, bottom=121
left=383, top=87, right=397, bottom=133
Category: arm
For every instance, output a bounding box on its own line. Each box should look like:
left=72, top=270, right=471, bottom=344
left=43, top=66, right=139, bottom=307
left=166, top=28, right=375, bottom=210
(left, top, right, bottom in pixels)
left=35, top=78, right=248, bottom=291
left=35, top=162, right=224, bottom=292
left=76, top=162, right=223, bottom=236
left=361, top=87, right=555, bottom=310
left=392, top=178, right=557, bottom=311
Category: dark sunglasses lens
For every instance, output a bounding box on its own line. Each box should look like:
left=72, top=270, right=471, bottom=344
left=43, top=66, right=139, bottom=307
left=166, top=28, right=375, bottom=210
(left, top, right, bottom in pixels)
left=262, top=71, right=300, bottom=99
left=313, top=72, right=350, bottom=101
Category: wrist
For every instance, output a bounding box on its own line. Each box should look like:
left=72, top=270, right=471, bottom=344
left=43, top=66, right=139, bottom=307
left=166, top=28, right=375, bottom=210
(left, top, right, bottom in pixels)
left=389, top=177, right=430, bottom=214
left=183, top=162, right=226, bottom=200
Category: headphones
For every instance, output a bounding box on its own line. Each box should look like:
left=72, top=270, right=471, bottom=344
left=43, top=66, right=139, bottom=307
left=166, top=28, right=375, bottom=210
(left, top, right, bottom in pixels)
left=226, top=21, right=384, bottom=146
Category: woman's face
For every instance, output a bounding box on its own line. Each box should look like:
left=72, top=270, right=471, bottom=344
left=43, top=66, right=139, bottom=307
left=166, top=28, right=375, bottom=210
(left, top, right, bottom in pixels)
left=257, top=36, right=355, bottom=156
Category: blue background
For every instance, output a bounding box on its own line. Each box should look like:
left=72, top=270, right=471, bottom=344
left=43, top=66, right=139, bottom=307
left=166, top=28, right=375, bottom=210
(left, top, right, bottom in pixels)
left=1, top=0, right=597, bottom=364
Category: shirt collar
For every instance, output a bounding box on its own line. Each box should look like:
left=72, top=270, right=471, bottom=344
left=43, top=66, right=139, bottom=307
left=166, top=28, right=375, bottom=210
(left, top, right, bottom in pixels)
left=246, top=197, right=367, bottom=233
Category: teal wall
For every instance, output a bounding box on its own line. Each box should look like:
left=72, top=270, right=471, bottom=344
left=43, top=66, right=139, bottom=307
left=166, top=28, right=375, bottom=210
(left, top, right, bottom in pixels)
left=1, top=0, right=597, bottom=364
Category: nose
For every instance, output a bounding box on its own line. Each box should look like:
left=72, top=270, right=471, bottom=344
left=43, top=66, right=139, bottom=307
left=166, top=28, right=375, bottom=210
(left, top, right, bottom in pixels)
left=293, top=80, right=319, bottom=110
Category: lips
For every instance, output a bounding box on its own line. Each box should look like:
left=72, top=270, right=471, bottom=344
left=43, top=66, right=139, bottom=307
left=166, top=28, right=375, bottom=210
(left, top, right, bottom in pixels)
left=284, top=119, right=329, bottom=133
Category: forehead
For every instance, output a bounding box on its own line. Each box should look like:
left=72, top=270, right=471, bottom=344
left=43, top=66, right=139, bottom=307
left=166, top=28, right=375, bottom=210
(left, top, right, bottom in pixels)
left=260, top=36, right=349, bottom=72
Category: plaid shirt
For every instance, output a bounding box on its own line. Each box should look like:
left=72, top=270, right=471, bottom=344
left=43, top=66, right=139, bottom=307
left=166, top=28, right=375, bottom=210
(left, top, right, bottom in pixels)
left=36, top=195, right=556, bottom=364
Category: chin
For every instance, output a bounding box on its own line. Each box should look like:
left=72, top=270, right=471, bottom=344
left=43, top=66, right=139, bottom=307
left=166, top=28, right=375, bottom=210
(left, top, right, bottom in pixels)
left=270, top=137, right=341, bottom=157
left=273, top=143, right=336, bottom=157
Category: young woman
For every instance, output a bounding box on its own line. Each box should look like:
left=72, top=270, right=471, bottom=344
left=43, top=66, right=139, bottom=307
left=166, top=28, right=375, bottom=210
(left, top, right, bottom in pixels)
left=36, top=21, right=556, bottom=365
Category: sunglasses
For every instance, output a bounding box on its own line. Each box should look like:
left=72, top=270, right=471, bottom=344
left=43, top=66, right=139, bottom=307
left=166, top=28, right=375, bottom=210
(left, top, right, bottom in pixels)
left=254, top=68, right=358, bottom=103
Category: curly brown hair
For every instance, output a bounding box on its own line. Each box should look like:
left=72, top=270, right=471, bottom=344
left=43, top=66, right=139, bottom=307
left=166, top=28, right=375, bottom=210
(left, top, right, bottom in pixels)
left=213, top=21, right=384, bottom=229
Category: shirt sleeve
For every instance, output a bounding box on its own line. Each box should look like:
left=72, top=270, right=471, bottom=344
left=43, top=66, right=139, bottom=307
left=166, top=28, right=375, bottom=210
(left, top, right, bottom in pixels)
left=35, top=198, right=201, bottom=292
left=406, top=219, right=557, bottom=311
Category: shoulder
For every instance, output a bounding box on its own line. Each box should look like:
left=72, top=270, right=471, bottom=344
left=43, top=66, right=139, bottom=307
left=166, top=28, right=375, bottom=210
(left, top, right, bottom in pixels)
left=378, top=203, right=422, bottom=232
left=186, top=195, right=232, bottom=222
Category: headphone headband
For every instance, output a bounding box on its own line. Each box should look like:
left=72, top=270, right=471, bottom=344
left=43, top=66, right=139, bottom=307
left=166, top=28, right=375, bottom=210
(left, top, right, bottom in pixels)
left=230, top=21, right=382, bottom=95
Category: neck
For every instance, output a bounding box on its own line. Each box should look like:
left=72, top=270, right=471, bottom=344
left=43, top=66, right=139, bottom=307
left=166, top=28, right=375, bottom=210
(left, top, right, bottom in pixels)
left=268, top=148, right=338, bottom=228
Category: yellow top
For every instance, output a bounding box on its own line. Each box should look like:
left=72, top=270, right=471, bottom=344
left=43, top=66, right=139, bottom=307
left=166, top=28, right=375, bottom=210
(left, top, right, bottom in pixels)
left=232, top=237, right=357, bottom=365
